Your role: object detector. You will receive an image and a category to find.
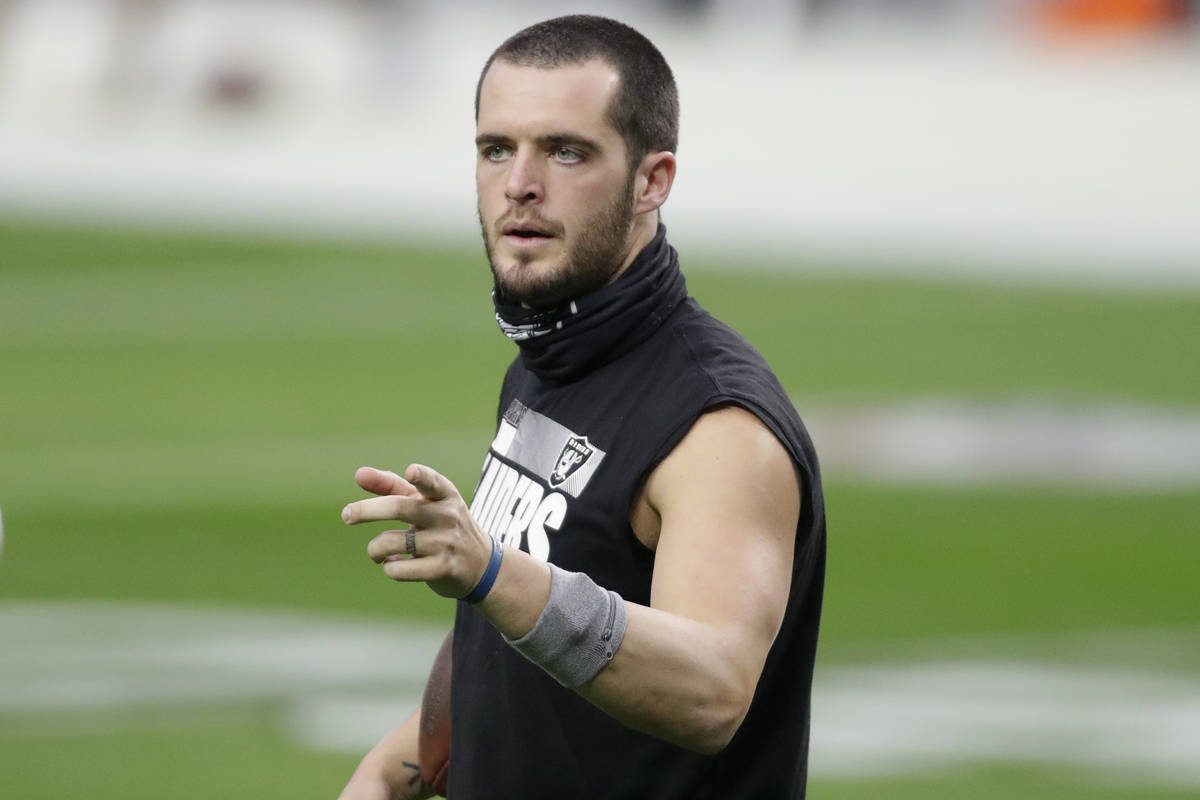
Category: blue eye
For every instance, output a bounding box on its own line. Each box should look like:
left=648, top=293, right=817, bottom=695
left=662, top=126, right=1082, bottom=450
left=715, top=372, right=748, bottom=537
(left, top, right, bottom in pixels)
left=482, top=145, right=510, bottom=161
left=554, top=147, right=582, bottom=163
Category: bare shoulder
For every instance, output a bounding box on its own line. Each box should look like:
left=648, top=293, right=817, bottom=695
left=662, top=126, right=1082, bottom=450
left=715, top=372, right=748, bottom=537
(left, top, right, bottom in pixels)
left=630, top=405, right=800, bottom=552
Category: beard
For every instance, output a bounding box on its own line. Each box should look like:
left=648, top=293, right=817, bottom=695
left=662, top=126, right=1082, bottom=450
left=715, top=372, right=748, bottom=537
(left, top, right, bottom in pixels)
left=481, top=172, right=636, bottom=310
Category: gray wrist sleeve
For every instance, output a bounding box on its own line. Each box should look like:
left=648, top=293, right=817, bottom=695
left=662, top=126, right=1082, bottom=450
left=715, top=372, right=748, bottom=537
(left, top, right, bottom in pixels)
left=503, top=563, right=628, bottom=688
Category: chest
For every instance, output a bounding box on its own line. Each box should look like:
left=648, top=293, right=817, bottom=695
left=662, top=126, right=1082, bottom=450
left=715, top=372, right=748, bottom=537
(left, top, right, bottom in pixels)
left=467, top=375, right=689, bottom=600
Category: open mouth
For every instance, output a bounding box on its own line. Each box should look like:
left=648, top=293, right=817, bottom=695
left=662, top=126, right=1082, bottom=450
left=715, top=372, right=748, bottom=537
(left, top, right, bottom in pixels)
left=501, top=219, right=556, bottom=241
left=501, top=225, right=555, bottom=247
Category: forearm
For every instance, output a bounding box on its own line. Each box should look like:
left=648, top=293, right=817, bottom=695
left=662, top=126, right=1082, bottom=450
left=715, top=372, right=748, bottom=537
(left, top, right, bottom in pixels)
left=338, top=708, right=433, bottom=800
left=476, top=548, right=752, bottom=754
left=575, top=602, right=752, bottom=754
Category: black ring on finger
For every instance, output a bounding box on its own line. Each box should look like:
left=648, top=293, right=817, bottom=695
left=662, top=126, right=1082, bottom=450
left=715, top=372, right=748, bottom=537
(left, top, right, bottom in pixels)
left=405, top=529, right=417, bottom=557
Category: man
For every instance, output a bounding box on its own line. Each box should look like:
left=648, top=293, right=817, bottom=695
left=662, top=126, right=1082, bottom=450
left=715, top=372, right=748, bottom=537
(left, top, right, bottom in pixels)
left=338, top=15, right=825, bottom=799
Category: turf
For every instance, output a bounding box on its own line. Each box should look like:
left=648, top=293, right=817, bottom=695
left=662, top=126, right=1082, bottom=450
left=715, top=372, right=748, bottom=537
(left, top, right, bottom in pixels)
left=0, top=706, right=357, bottom=800
left=3, top=486, right=1197, bottom=643
left=692, top=261, right=1200, bottom=408
left=811, top=764, right=1200, bottom=800
left=1, top=219, right=1197, bottom=798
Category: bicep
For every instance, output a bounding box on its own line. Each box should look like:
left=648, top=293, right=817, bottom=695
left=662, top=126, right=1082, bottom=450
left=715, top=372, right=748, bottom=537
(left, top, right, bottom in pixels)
left=645, top=405, right=800, bottom=684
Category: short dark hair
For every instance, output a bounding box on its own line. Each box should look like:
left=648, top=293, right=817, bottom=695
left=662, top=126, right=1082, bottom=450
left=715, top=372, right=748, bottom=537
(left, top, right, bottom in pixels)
left=475, top=15, right=679, bottom=169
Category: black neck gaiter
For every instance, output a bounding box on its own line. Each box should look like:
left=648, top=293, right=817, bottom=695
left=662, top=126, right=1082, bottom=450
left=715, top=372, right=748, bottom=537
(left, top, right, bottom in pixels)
left=492, top=224, right=688, bottom=385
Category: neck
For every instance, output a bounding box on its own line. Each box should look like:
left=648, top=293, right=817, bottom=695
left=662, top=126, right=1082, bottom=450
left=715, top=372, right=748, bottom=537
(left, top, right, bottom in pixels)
left=608, top=211, right=660, bottom=287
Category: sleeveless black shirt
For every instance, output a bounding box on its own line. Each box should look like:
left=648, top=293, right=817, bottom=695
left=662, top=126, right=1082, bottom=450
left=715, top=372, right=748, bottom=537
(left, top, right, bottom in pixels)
left=451, top=227, right=826, bottom=799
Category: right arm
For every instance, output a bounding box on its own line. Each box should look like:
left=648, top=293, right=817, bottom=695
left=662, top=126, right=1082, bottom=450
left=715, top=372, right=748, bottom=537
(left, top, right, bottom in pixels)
left=338, top=708, right=434, bottom=800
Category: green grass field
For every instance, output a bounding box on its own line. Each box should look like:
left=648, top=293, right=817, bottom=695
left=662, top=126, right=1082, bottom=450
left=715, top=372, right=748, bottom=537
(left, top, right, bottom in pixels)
left=2, top=219, right=1198, bottom=798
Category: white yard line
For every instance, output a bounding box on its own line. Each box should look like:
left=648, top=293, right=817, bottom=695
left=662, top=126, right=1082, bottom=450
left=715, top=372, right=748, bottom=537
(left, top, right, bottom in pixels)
left=803, top=400, right=1200, bottom=489
left=2, top=602, right=1198, bottom=786
left=813, top=662, right=1200, bottom=786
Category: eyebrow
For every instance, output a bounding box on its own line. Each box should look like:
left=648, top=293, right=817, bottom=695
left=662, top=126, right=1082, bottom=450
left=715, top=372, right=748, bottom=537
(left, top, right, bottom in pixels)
left=539, top=133, right=602, bottom=152
left=475, top=133, right=511, bottom=148
left=475, top=132, right=603, bottom=153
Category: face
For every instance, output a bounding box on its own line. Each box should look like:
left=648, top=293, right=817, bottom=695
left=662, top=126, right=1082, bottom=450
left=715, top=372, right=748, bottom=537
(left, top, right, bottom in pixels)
left=476, top=59, right=638, bottom=309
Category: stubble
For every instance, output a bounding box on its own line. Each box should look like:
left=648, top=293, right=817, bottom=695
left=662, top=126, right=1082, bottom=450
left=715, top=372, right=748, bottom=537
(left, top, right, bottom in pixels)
left=482, top=172, right=637, bottom=310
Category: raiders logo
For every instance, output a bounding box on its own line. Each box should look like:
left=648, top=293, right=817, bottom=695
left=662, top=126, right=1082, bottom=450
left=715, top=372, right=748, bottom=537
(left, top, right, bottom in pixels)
left=549, top=435, right=594, bottom=487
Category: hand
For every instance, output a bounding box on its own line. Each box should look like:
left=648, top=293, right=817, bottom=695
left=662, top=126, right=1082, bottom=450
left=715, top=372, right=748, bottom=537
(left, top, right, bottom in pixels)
left=342, top=464, right=493, bottom=599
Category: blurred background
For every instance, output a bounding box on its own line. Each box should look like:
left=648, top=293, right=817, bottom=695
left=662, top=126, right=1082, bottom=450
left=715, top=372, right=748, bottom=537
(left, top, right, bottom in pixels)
left=1, top=1, right=1198, bottom=798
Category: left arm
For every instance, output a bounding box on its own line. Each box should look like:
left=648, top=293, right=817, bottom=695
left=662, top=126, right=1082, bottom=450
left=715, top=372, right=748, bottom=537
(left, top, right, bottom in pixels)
left=576, top=405, right=799, bottom=752
left=342, top=406, right=799, bottom=754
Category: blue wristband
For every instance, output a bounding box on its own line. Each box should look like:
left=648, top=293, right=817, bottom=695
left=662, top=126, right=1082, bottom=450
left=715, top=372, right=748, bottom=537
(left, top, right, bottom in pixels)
left=462, top=536, right=503, bottom=604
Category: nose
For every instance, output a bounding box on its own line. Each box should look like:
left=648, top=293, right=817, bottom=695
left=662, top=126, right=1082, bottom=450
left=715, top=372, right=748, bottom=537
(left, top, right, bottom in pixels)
left=504, top=148, right=543, bottom=204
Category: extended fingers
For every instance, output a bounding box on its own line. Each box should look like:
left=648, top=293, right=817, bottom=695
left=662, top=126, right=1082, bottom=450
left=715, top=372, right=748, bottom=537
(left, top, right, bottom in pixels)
left=342, top=493, right=439, bottom=526
left=405, top=464, right=459, bottom=502
left=355, top=466, right=420, bottom=497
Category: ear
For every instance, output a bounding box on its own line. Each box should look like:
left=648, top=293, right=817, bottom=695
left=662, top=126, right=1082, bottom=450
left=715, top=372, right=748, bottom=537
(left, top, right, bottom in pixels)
left=632, top=151, right=677, bottom=215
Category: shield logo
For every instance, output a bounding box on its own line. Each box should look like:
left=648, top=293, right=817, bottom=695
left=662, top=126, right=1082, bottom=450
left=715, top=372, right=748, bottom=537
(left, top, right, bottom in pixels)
left=549, top=435, right=594, bottom=487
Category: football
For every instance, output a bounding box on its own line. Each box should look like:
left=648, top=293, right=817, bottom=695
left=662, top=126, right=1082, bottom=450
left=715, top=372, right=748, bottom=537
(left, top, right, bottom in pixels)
left=418, top=631, right=453, bottom=796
